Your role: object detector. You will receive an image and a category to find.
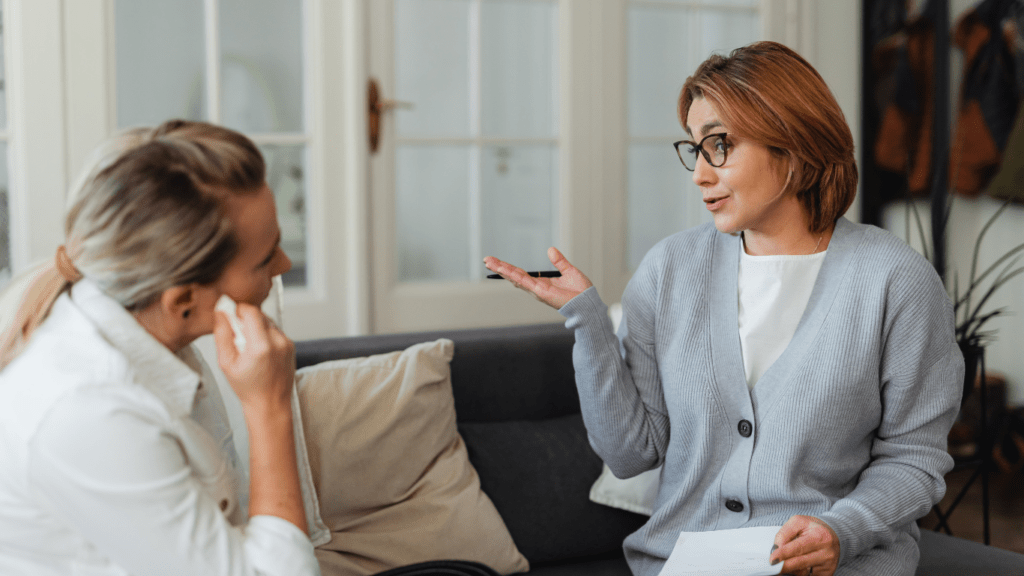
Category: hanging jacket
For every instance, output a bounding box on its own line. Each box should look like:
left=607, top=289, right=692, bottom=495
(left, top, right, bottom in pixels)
left=950, top=0, right=1024, bottom=196
left=874, top=2, right=938, bottom=196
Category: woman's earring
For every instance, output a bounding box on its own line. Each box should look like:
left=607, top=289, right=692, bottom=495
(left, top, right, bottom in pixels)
left=183, top=309, right=191, bottom=319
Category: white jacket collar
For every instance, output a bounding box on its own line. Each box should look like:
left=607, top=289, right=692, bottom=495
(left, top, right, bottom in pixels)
left=69, top=278, right=201, bottom=416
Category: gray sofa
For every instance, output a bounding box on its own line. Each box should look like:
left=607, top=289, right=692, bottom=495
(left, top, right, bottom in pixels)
left=295, top=322, right=1024, bottom=576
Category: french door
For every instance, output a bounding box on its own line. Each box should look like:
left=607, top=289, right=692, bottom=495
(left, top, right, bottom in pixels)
left=367, top=0, right=784, bottom=334
left=60, top=0, right=359, bottom=340
left=367, top=0, right=573, bottom=333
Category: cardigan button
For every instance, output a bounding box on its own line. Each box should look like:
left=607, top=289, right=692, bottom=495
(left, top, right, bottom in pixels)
left=738, top=420, right=753, bottom=437
left=725, top=499, right=744, bottom=512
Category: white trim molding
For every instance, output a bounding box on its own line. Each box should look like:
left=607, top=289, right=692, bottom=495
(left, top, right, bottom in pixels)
left=6, top=0, right=69, bottom=270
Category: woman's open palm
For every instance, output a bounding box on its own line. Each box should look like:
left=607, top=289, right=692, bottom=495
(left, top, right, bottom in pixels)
left=483, top=247, right=593, bottom=310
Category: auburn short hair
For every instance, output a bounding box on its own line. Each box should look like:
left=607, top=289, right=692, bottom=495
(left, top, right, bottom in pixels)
left=678, top=41, right=857, bottom=234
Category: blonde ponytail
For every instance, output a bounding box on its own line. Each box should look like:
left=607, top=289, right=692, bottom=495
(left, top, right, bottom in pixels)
left=0, top=261, right=69, bottom=369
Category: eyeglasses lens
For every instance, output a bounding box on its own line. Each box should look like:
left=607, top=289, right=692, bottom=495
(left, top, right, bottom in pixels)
left=675, top=134, right=727, bottom=171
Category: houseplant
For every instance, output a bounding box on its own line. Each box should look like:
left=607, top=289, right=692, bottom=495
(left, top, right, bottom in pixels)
left=905, top=197, right=1024, bottom=398
left=948, top=199, right=1024, bottom=398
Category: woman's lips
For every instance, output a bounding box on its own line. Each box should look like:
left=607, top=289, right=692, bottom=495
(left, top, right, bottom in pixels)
left=704, top=196, right=728, bottom=211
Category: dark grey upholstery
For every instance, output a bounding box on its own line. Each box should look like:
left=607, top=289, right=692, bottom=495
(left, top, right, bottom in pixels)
left=295, top=323, right=1024, bottom=576
left=459, top=415, right=646, bottom=564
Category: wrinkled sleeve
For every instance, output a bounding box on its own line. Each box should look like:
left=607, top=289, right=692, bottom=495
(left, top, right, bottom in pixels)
left=28, top=389, right=320, bottom=576
left=818, top=270, right=963, bottom=565
left=559, top=255, right=670, bottom=479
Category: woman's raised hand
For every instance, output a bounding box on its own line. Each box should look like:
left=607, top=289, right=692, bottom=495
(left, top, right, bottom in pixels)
left=213, top=302, right=296, bottom=411
left=213, top=302, right=306, bottom=533
left=483, top=247, right=593, bottom=310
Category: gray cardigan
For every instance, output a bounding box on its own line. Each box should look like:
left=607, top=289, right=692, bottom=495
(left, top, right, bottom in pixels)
left=560, top=217, right=963, bottom=576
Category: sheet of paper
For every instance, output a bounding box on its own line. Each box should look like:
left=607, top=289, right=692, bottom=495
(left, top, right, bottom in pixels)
left=657, top=526, right=784, bottom=576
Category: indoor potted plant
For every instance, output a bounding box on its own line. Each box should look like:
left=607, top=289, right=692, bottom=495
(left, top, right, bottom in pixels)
left=948, top=199, right=1024, bottom=399
left=905, top=197, right=1024, bottom=398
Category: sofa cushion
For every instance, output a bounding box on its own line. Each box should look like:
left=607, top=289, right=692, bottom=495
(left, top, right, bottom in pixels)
left=295, top=339, right=529, bottom=576
left=589, top=464, right=660, bottom=516
left=458, top=414, right=648, bottom=565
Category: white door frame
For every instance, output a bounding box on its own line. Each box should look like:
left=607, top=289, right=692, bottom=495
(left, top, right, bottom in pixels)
left=5, top=0, right=69, bottom=271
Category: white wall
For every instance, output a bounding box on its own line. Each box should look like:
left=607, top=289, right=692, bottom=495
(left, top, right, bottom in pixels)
left=811, top=0, right=862, bottom=223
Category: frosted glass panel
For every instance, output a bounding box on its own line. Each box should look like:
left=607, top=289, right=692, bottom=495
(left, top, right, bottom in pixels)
left=480, top=1, right=557, bottom=138
left=396, top=145, right=471, bottom=282
left=699, top=9, right=759, bottom=58
left=628, top=7, right=695, bottom=138
left=115, top=0, right=206, bottom=127
left=627, top=4, right=759, bottom=271
left=260, top=145, right=307, bottom=287
left=395, top=0, right=472, bottom=138
left=220, top=0, right=304, bottom=133
left=628, top=143, right=709, bottom=270
left=481, top=145, right=558, bottom=272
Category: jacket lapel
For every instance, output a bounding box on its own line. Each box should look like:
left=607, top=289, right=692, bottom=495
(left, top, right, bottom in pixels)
left=750, top=217, right=865, bottom=416
left=709, top=231, right=753, bottom=416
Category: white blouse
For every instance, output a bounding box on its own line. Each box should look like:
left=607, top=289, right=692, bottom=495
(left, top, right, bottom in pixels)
left=0, top=279, right=320, bottom=576
left=737, top=238, right=827, bottom=389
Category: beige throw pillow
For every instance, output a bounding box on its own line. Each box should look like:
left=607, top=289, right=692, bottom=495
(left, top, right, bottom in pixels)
left=296, top=339, right=530, bottom=576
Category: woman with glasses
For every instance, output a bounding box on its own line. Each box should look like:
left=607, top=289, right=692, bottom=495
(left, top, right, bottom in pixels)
left=485, top=41, right=961, bottom=576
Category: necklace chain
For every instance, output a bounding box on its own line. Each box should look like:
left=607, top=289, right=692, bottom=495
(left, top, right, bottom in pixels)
left=740, top=231, right=826, bottom=254
left=810, top=234, right=824, bottom=254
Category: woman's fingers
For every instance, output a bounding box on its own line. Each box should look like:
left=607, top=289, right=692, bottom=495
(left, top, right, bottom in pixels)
left=483, top=256, right=542, bottom=291
left=771, top=516, right=840, bottom=576
left=235, top=302, right=267, bottom=349
left=214, top=301, right=296, bottom=408
left=484, top=250, right=592, bottom=310
left=547, top=246, right=572, bottom=272
left=212, top=308, right=239, bottom=363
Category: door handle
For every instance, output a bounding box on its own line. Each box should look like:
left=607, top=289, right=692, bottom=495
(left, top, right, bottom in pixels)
left=368, top=78, right=413, bottom=153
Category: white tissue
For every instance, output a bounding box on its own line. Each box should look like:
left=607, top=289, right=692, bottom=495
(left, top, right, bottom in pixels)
left=215, top=295, right=247, bottom=353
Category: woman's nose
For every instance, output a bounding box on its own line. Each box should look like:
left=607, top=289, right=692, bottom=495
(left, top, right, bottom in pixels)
left=272, top=248, right=292, bottom=277
left=691, top=153, right=715, bottom=187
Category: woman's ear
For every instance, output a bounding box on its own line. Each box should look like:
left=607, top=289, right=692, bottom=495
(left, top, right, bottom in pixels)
left=133, top=284, right=211, bottom=351
left=160, top=285, right=198, bottom=319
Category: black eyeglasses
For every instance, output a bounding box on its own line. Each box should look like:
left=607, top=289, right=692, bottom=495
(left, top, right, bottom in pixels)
left=673, top=132, right=730, bottom=171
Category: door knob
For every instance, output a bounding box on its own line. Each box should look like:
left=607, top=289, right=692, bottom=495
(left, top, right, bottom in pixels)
left=368, top=78, right=413, bottom=153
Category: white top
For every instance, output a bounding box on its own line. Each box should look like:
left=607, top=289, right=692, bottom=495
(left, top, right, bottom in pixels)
left=737, top=237, right=826, bottom=389
left=0, top=279, right=320, bottom=576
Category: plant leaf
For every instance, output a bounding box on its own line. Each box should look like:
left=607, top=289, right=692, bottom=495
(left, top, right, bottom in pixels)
left=908, top=199, right=931, bottom=261
left=966, top=199, right=1013, bottom=315
left=955, top=241, right=1024, bottom=309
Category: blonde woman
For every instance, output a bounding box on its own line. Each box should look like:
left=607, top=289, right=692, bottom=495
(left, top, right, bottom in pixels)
left=0, top=120, right=319, bottom=575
